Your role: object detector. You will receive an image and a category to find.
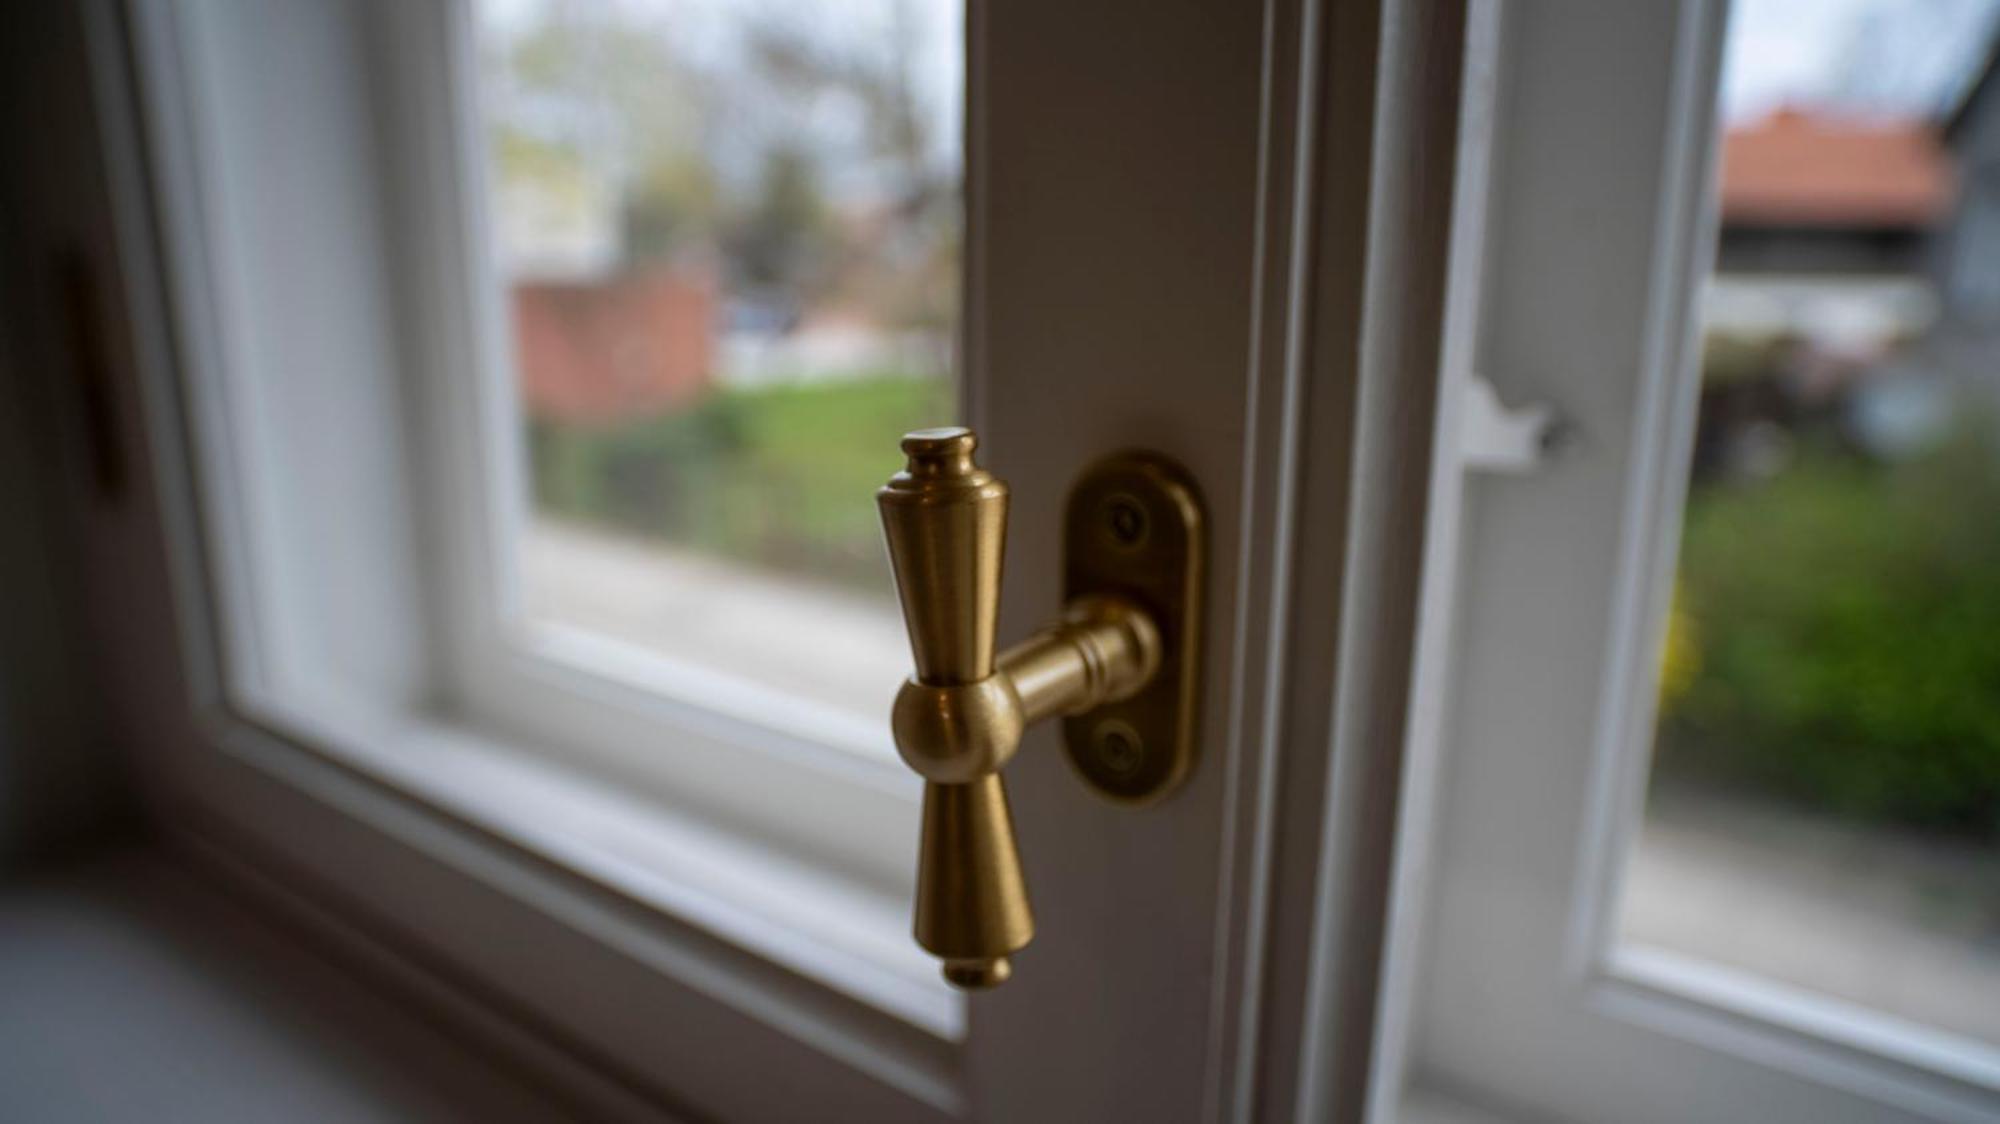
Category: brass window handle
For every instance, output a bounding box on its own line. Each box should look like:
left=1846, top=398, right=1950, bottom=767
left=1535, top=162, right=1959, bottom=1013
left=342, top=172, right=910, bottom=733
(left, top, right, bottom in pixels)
left=878, top=427, right=1204, bottom=989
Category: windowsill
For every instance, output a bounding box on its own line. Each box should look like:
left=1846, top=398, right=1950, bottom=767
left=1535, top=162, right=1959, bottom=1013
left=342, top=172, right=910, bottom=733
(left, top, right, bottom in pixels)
left=234, top=685, right=962, bottom=1042
left=0, top=849, right=574, bottom=1121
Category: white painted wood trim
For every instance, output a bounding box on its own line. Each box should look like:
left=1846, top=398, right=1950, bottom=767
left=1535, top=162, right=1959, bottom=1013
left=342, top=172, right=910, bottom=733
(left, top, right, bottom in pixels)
left=1157, top=1, right=1476, bottom=1119
left=959, top=0, right=1353, bottom=1115
left=1366, top=3, right=1502, bottom=1118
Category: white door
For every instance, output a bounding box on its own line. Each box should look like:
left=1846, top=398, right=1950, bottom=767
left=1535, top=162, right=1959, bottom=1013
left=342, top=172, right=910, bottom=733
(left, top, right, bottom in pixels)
left=89, top=0, right=1453, bottom=1120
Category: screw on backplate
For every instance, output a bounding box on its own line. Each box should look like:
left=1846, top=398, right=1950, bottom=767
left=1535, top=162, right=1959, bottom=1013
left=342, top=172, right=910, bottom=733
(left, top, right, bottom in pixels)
left=1104, top=494, right=1149, bottom=548
left=1092, top=720, right=1144, bottom=776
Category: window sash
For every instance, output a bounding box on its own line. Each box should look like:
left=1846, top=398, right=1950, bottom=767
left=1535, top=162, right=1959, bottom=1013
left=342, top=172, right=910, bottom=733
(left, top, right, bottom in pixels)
left=131, top=0, right=951, bottom=1036
left=1379, top=3, right=2000, bottom=1121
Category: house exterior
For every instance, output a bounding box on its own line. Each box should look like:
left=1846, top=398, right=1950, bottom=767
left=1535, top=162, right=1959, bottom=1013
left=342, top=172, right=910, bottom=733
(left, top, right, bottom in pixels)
left=1705, top=111, right=1954, bottom=354
left=1690, top=111, right=1960, bottom=472
left=1940, top=45, right=2000, bottom=332
left=512, top=270, right=717, bottom=426
left=1717, top=109, right=1953, bottom=277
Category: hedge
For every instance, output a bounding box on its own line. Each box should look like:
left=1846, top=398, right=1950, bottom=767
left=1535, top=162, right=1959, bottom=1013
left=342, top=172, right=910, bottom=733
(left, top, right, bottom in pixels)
left=528, top=373, right=952, bottom=595
left=1657, top=431, right=2000, bottom=838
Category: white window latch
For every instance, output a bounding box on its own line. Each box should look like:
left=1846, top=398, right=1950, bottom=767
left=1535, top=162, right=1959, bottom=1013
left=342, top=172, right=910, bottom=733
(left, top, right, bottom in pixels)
left=1460, top=373, right=1570, bottom=473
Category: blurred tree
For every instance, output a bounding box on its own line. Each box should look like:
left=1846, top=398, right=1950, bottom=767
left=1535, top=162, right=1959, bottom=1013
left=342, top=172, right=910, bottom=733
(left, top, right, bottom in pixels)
left=490, top=6, right=718, bottom=272
left=484, top=0, right=958, bottom=352
left=728, top=145, right=831, bottom=289
left=504, top=12, right=711, bottom=189
left=621, top=153, right=720, bottom=267
left=744, top=0, right=938, bottom=204
left=739, top=0, right=959, bottom=330
left=491, top=126, right=593, bottom=217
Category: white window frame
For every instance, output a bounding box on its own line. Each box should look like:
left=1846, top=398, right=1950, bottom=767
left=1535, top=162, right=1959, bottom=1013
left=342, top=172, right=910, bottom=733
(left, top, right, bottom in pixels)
left=157, top=0, right=934, bottom=906
left=1373, top=3, right=2000, bottom=1122
left=107, top=0, right=961, bottom=1100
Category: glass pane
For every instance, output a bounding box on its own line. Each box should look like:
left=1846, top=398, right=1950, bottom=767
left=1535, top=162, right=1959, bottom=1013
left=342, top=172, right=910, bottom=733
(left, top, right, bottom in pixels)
left=472, top=0, right=961, bottom=738
left=1618, top=0, right=2000, bottom=1047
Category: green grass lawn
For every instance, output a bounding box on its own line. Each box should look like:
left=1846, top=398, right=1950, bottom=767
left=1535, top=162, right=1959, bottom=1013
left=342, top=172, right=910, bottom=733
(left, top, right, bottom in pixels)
left=528, top=373, right=954, bottom=596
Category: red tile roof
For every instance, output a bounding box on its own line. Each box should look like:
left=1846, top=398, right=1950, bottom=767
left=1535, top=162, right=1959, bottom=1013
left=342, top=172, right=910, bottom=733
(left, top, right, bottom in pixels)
left=1720, top=109, right=1955, bottom=229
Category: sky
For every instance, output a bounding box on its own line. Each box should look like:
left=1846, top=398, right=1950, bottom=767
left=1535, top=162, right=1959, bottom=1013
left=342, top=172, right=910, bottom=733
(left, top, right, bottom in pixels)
left=477, top=0, right=963, bottom=169
left=475, top=0, right=2000, bottom=173
left=1722, top=0, right=1999, bottom=121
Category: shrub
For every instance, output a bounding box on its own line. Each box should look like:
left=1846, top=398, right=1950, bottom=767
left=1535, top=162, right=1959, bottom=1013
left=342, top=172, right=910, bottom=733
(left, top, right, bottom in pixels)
left=1657, top=431, right=2000, bottom=839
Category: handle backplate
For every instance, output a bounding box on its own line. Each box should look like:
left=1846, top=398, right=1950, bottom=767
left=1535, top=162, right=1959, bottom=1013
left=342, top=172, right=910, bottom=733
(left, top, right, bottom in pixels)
left=1060, top=453, right=1205, bottom=802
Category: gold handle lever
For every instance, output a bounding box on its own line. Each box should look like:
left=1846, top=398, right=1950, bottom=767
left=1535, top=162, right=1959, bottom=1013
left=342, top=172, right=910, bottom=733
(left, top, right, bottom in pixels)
left=878, top=427, right=1203, bottom=989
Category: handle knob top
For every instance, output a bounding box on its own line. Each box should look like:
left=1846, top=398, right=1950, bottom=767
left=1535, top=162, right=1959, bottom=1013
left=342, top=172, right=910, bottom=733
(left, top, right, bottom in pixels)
left=901, top=425, right=975, bottom=456
left=888, top=426, right=992, bottom=487
left=878, top=427, right=1008, bottom=684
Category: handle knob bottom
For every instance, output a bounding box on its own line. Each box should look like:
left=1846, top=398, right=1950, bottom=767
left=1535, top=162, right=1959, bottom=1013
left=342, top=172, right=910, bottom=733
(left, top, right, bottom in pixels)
left=942, top=956, right=1012, bottom=990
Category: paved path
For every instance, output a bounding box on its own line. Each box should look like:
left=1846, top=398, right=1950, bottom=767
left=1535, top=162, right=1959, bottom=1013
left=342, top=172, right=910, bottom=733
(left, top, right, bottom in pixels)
left=519, top=519, right=910, bottom=743
left=1623, top=784, right=2000, bottom=1047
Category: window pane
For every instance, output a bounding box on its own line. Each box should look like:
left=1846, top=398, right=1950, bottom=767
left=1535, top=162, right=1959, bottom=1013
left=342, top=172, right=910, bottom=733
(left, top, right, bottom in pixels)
left=1619, top=0, right=2000, bottom=1047
left=472, top=0, right=961, bottom=739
